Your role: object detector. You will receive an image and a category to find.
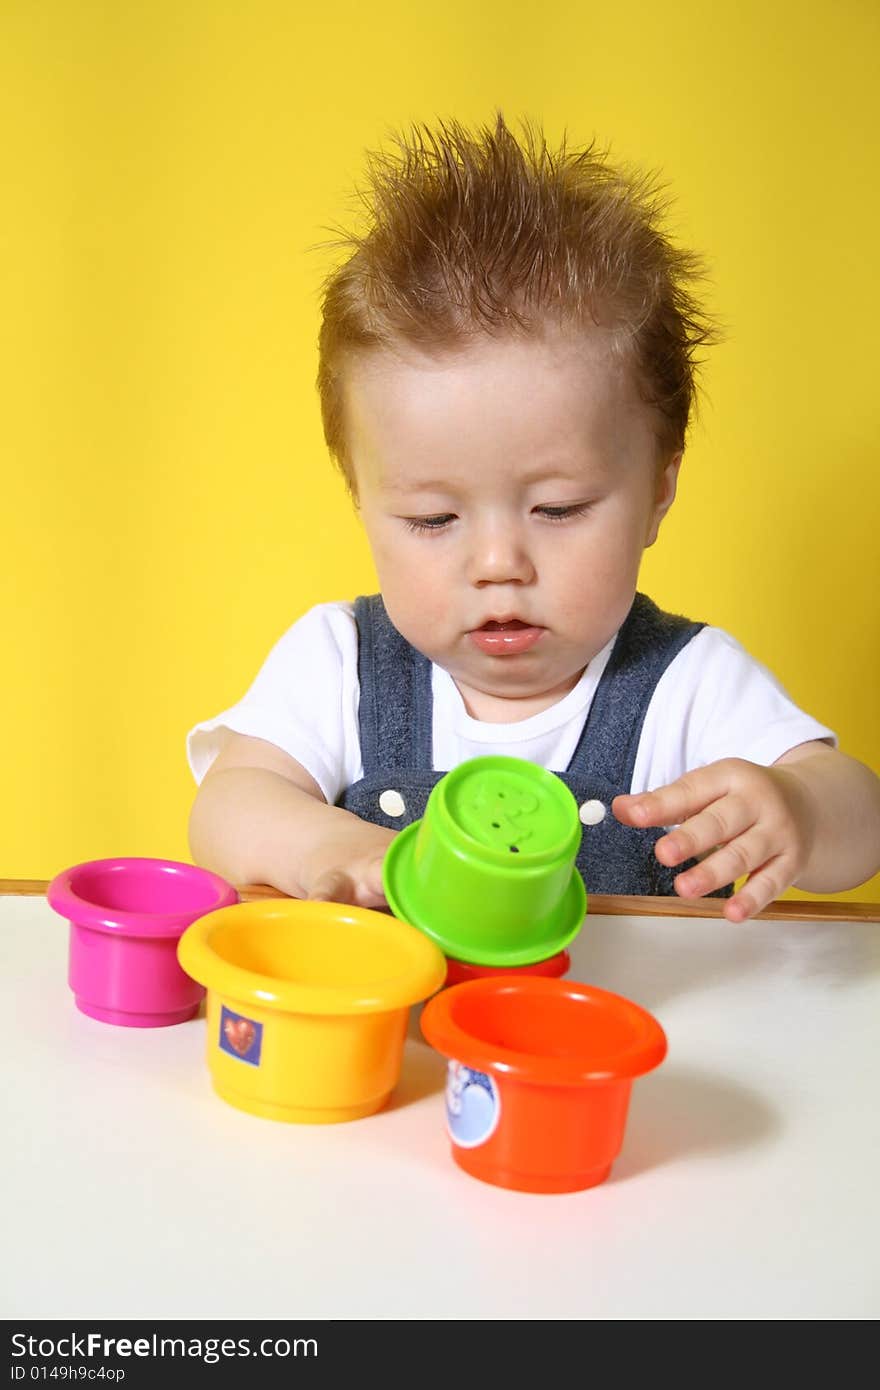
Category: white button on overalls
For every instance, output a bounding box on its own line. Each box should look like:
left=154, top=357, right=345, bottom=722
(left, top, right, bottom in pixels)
left=378, top=789, right=407, bottom=818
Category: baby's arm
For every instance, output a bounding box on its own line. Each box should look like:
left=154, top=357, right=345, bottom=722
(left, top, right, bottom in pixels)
left=188, top=732, right=396, bottom=906
left=613, top=741, right=880, bottom=922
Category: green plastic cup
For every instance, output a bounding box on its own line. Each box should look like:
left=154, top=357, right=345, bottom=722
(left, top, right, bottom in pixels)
left=382, top=756, right=586, bottom=966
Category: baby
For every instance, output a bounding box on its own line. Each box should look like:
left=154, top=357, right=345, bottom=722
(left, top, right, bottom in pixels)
left=187, top=113, right=880, bottom=923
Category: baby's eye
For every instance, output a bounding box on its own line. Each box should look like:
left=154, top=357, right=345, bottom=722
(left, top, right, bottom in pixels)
left=533, top=503, right=593, bottom=522
left=403, top=513, right=456, bottom=533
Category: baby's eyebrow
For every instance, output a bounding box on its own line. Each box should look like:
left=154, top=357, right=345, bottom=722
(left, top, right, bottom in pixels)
left=379, top=477, right=453, bottom=495
left=380, top=464, right=587, bottom=495
left=375, top=480, right=458, bottom=503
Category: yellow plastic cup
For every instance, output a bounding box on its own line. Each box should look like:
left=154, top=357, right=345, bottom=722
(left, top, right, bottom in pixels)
left=177, top=898, right=446, bottom=1123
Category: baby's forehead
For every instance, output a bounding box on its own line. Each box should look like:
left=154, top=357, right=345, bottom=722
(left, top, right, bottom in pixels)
left=343, top=326, right=648, bottom=453
left=344, top=327, right=643, bottom=431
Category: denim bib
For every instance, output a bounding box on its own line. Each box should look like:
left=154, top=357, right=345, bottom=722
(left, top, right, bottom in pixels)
left=337, top=592, right=732, bottom=897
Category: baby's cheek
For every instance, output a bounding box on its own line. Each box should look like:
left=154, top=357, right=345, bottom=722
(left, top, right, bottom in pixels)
left=380, top=589, right=452, bottom=657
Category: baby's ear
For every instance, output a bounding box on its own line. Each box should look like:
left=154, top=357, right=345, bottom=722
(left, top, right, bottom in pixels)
left=645, top=451, right=682, bottom=547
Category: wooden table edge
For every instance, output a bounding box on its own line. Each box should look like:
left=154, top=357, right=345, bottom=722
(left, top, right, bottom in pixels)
left=6, top=879, right=879, bottom=922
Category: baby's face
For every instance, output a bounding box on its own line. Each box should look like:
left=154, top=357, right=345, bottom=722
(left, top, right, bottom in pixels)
left=345, top=326, right=680, bottom=720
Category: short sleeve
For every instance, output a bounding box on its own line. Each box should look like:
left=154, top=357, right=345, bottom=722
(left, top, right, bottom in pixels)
left=185, top=601, right=364, bottom=805
left=632, top=626, right=838, bottom=794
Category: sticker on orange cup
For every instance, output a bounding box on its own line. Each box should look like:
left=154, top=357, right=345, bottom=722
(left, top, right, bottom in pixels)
left=445, top=1060, right=500, bottom=1148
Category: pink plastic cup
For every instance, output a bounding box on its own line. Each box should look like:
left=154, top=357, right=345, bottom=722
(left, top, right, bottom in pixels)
left=47, top=857, right=239, bottom=1027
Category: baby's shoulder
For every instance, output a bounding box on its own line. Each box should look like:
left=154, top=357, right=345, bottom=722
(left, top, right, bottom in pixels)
left=295, top=598, right=357, bottom=638
left=258, top=599, right=359, bottom=673
left=679, top=623, right=753, bottom=668
left=661, top=622, right=789, bottom=704
left=683, top=620, right=770, bottom=661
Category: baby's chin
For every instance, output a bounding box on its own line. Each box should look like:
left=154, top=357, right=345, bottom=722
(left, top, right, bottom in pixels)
left=444, top=656, right=590, bottom=721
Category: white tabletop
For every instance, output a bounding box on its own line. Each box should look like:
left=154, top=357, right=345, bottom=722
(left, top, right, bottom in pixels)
left=3, top=893, right=878, bottom=1320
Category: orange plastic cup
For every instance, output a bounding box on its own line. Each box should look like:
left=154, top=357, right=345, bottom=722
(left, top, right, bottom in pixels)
left=420, top=977, right=667, bottom=1194
left=443, top=950, right=570, bottom=987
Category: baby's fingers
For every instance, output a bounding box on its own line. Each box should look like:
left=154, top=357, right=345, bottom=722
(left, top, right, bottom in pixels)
left=308, top=856, right=388, bottom=909
left=308, top=868, right=356, bottom=904
left=360, top=853, right=390, bottom=907
left=723, top=855, right=795, bottom=923
left=654, top=795, right=755, bottom=869
left=614, top=761, right=746, bottom=830
left=672, top=825, right=771, bottom=899
left=673, top=837, right=796, bottom=923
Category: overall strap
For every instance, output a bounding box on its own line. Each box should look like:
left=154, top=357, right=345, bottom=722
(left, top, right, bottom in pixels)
left=566, top=592, right=705, bottom=790
left=353, top=594, right=434, bottom=776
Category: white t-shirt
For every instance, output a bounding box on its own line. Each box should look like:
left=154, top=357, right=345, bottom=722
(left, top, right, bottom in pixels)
left=186, top=601, right=836, bottom=804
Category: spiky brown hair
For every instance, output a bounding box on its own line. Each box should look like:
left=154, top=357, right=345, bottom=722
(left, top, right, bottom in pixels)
left=313, top=111, right=723, bottom=500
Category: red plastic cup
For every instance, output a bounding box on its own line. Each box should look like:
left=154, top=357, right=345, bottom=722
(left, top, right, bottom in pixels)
left=421, top=976, right=667, bottom=1193
left=47, top=857, right=239, bottom=1027
left=443, top=950, right=570, bottom=987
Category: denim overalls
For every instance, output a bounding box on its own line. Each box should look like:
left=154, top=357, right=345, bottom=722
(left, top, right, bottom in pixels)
left=337, top=592, right=732, bottom=897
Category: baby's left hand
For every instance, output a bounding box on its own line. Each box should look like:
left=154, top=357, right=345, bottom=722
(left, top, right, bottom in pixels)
left=612, top=757, right=817, bottom=923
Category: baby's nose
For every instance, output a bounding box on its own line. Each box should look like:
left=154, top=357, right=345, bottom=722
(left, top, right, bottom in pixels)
left=468, top=524, right=536, bottom=585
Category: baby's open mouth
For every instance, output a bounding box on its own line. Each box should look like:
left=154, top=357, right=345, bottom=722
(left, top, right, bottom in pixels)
left=479, top=619, right=530, bottom=630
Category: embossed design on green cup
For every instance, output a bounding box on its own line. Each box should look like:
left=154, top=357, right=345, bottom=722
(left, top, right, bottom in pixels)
left=383, top=756, right=586, bottom=966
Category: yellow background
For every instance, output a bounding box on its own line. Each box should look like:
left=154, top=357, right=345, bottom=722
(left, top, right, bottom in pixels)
left=3, top=1, right=878, bottom=902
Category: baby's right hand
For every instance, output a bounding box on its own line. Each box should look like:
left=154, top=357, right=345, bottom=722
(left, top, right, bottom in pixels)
left=304, top=823, right=398, bottom=909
